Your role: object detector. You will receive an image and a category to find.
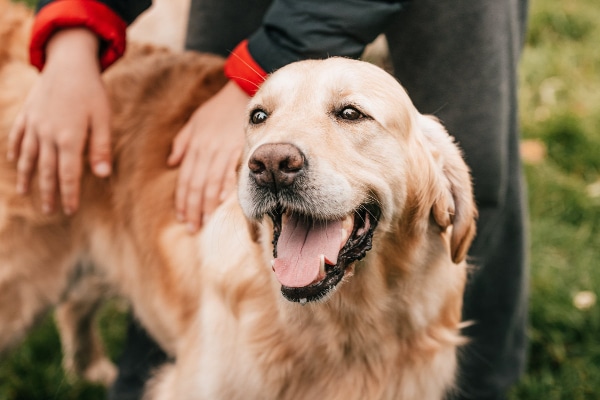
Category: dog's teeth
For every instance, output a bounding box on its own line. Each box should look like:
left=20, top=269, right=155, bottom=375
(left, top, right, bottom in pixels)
left=342, top=214, right=354, bottom=232
left=340, top=228, right=350, bottom=247
left=356, top=214, right=371, bottom=236
left=319, top=254, right=326, bottom=276
left=340, top=214, right=353, bottom=248
left=346, top=264, right=356, bottom=277
left=299, top=298, right=307, bottom=305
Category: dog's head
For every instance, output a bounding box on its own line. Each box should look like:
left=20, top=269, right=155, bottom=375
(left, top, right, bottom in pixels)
left=238, top=58, right=476, bottom=304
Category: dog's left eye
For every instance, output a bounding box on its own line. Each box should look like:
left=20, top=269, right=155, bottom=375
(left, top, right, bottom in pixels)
left=250, top=109, right=268, bottom=124
left=338, top=107, right=365, bottom=121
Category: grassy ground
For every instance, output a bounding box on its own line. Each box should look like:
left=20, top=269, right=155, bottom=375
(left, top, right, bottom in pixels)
left=2, top=0, right=600, bottom=398
left=0, top=303, right=128, bottom=400
left=509, top=0, right=600, bottom=398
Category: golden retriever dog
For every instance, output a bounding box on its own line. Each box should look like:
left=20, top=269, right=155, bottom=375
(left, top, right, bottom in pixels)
left=0, top=1, right=477, bottom=398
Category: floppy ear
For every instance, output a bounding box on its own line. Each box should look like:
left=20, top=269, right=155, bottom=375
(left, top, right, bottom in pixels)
left=418, top=115, right=478, bottom=263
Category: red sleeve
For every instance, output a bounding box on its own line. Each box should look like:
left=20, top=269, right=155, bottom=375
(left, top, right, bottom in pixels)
left=224, top=40, right=268, bottom=97
left=30, top=0, right=127, bottom=71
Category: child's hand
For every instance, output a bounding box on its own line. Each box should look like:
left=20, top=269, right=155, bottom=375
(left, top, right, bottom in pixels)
left=168, top=81, right=249, bottom=232
left=7, top=28, right=111, bottom=214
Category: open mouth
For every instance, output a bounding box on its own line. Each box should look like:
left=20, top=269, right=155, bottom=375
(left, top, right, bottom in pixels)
left=268, top=204, right=380, bottom=304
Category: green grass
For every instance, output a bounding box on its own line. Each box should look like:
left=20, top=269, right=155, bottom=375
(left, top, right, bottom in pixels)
left=510, top=0, right=600, bottom=398
left=3, top=0, right=600, bottom=398
left=0, top=302, right=128, bottom=400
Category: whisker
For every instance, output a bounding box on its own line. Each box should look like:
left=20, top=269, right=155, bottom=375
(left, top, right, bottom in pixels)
left=228, top=51, right=269, bottom=82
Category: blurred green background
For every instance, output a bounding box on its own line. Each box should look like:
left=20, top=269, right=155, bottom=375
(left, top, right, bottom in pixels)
left=2, top=0, right=600, bottom=398
left=511, top=0, right=600, bottom=398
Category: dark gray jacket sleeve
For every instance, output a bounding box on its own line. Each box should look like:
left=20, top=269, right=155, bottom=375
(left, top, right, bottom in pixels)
left=36, top=0, right=152, bottom=25
left=247, top=0, right=407, bottom=72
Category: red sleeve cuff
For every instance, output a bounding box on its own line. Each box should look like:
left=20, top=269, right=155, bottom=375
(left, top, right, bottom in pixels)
left=30, top=0, right=127, bottom=71
left=224, top=40, right=268, bottom=97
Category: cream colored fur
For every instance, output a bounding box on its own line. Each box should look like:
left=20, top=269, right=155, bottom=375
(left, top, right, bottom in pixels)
left=0, top=2, right=477, bottom=398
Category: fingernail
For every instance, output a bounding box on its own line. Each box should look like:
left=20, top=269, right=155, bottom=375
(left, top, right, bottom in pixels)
left=186, top=222, right=197, bottom=233
left=63, top=206, right=73, bottom=216
left=94, top=162, right=111, bottom=177
left=176, top=212, right=185, bottom=222
left=16, top=183, right=26, bottom=194
left=42, top=203, right=52, bottom=214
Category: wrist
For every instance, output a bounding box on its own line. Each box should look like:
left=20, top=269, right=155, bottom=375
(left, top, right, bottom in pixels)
left=45, top=28, right=100, bottom=71
left=30, top=0, right=127, bottom=71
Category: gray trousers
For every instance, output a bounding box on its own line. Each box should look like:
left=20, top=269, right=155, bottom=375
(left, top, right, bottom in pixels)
left=112, top=2, right=529, bottom=399
left=188, top=1, right=530, bottom=398
left=385, top=2, right=529, bottom=399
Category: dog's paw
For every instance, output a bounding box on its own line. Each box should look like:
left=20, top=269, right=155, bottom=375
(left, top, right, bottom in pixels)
left=82, top=358, right=118, bottom=387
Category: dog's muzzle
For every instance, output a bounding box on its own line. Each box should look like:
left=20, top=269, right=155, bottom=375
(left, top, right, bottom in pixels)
left=246, top=142, right=380, bottom=304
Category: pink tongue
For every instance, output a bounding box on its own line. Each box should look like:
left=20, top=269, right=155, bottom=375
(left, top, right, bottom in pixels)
left=273, top=215, right=343, bottom=288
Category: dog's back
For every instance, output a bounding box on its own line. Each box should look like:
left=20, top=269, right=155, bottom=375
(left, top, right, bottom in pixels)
left=0, top=0, right=227, bottom=382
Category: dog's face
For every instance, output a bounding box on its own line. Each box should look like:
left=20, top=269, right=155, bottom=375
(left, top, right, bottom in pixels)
left=238, top=58, right=476, bottom=304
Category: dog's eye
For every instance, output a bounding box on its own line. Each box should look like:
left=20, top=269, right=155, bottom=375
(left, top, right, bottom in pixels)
left=250, top=109, right=268, bottom=124
left=339, top=107, right=365, bottom=121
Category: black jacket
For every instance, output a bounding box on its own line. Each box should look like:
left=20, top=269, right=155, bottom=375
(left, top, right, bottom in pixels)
left=37, top=0, right=406, bottom=72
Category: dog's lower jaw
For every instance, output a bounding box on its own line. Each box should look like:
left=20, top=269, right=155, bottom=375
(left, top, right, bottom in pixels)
left=280, top=264, right=352, bottom=305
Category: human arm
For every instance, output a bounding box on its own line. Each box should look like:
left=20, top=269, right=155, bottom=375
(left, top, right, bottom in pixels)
left=247, top=0, right=406, bottom=72
left=35, top=0, right=151, bottom=25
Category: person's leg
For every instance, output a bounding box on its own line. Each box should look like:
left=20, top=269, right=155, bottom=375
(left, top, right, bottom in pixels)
left=385, top=1, right=529, bottom=399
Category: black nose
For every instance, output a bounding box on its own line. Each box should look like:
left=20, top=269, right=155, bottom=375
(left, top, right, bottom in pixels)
left=248, top=143, right=305, bottom=190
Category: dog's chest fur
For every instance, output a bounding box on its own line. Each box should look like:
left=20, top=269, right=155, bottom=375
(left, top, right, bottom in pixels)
left=157, top=215, right=457, bottom=400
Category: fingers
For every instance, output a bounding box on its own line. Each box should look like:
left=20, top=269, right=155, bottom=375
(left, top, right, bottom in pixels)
left=9, top=111, right=110, bottom=215
left=167, top=123, right=192, bottom=167
left=15, top=131, right=98, bottom=215
left=38, top=142, right=58, bottom=213
left=171, top=81, right=249, bottom=233
left=174, top=144, right=197, bottom=226
left=16, top=125, right=39, bottom=195
left=89, top=109, right=112, bottom=177
left=173, top=120, right=211, bottom=232
left=10, top=113, right=81, bottom=215
left=176, top=146, right=239, bottom=233
left=7, top=113, right=25, bottom=162
left=55, top=137, right=84, bottom=215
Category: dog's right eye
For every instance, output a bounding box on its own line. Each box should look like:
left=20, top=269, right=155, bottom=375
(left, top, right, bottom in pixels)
left=338, top=106, right=366, bottom=121
left=250, top=109, right=268, bottom=125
